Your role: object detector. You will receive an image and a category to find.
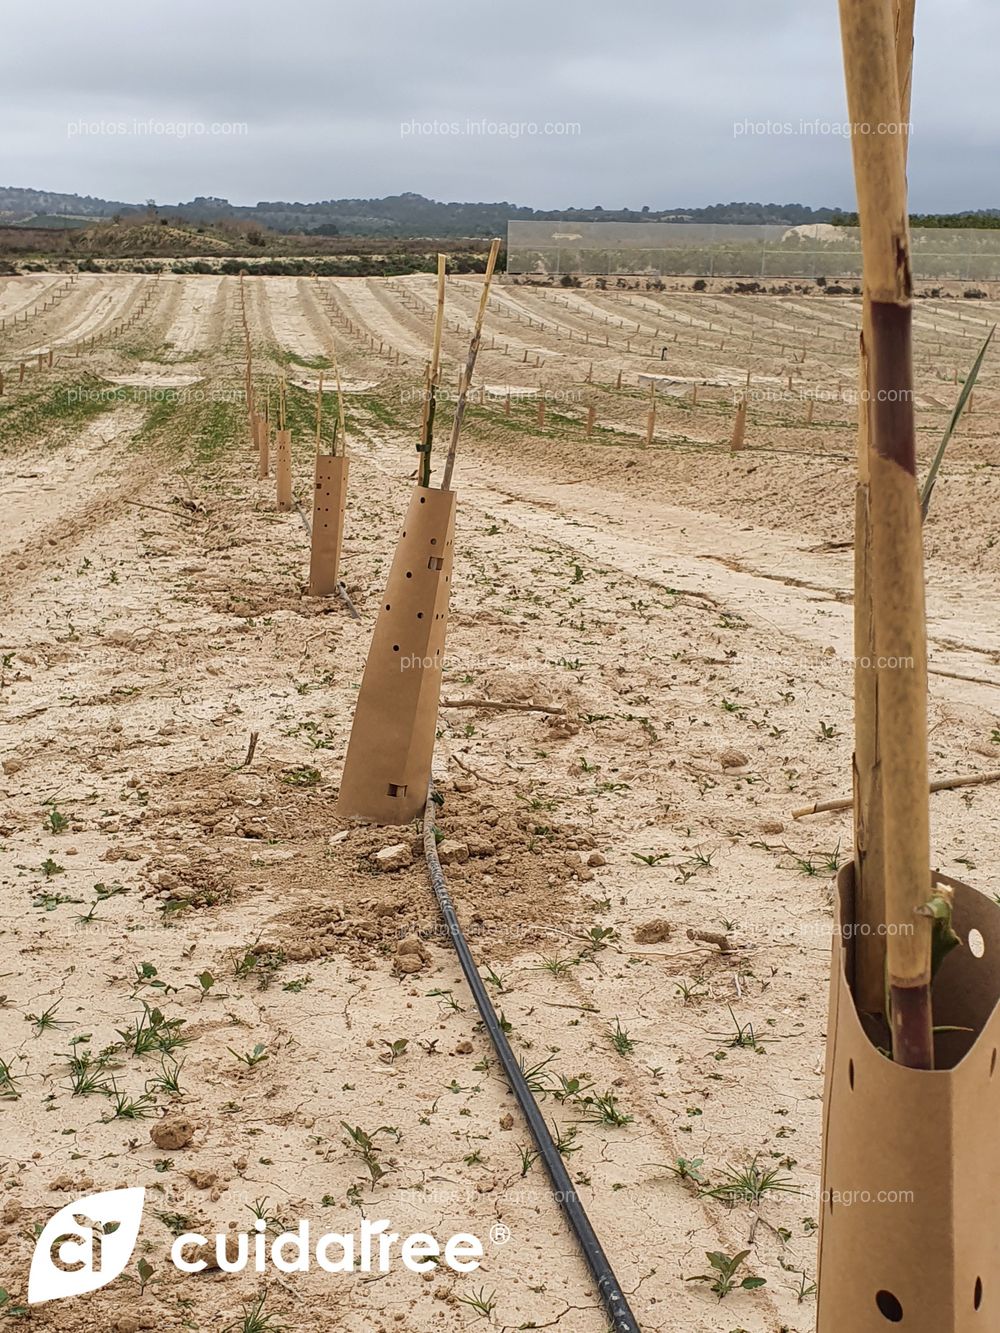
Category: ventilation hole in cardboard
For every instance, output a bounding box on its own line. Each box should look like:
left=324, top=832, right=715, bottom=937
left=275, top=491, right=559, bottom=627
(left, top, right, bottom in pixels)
left=419, top=496, right=426, bottom=504
left=848, top=1059, right=855, bottom=1090
left=392, top=644, right=400, bottom=652
left=875, top=1291, right=903, bottom=1322
left=969, top=928, right=986, bottom=958
left=430, top=537, right=437, bottom=545
left=428, top=557, right=444, bottom=571
left=406, top=571, right=413, bottom=579
left=417, top=612, right=424, bottom=619
left=402, top=530, right=407, bottom=537
left=975, top=1277, right=983, bottom=1309
left=385, top=604, right=391, bottom=611
left=386, top=783, right=407, bottom=798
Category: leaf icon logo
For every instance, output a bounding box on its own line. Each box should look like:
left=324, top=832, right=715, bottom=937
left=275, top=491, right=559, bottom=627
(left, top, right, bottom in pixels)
left=28, top=1187, right=145, bottom=1304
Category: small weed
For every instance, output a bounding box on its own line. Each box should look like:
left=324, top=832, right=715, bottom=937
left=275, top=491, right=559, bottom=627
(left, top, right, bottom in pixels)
left=0, top=1057, right=21, bottom=1099
left=702, top=1157, right=800, bottom=1208
left=229, top=1044, right=269, bottom=1069
left=609, top=1018, right=636, bottom=1056
left=26, top=1003, right=66, bottom=1035
left=687, top=1249, right=766, bottom=1300
left=550, top=1122, right=580, bottom=1157
left=221, top=1291, right=288, bottom=1333
left=674, top=977, right=707, bottom=1004
left=340, top=1122, right=400, bottom=1187
left=145, top=1056, right=185, bottom=1097
left=66, top=1046, right=115, bottom=1096
left=379, top=1038, right=409, bottom=1065
left=660, top=1156, right=705, bottom=1184
left=45, top=808, right=70, bottom=835
left=118, top=1004, right=188, bottom=1057
left=456, top=1287, right=497, bottom=1318
left=537, top=955, right=578, bottom=977
left=578, top=1090, right=633, bottom=1128
left=103, top=1085, right=157, bottom=1121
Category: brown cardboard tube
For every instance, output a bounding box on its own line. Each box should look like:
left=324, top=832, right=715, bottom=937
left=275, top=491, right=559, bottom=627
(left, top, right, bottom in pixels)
left=337, top=485, right=456, bottom=824
left=275, top=429, right=292, bottom=510
left=730, top=396, right=747, bottom=452
left=307, top=454, right=349, bottom=596
left=818, top=863, right=1000, bottom=1329
left=254, top=414, right=269, bottom=479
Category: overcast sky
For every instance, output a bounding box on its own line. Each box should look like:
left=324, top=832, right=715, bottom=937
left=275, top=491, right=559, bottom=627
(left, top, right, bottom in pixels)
left=1, top=0, right=995, bottom=212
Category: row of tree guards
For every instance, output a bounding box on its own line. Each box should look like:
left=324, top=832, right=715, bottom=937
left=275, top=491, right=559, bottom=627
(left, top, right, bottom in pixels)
left=0, top=284, right=156, bottom=394
left=818, top=2, right=1000, bottom=1329
left=239, top=277, right=351, bottom=598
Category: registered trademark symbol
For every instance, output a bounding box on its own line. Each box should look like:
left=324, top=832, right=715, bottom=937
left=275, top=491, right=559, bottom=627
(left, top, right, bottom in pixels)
left=489, top=1223, right=511, bottom=1246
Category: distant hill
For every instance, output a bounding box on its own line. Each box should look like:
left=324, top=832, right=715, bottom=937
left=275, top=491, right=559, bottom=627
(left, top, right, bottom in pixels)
left=0, top=186, right=848, bottom=237
left=2, top=187, right=997, bottom=238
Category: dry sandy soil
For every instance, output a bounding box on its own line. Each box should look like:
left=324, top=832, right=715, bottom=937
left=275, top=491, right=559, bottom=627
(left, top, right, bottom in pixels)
left=1, top=273, right=998, bottom=1333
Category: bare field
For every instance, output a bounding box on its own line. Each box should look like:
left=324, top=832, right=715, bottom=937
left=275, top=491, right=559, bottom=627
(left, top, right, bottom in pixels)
left=1, top=273, right=999, bottom=1332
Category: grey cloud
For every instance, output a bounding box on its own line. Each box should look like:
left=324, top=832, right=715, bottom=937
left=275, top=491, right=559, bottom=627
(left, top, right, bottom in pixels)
left=0, top=0, right=994, bottom=211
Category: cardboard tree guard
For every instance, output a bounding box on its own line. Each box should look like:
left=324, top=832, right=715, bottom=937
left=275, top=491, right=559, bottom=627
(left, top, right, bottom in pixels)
left=275, top=429, right=292, bottom=511
left=337, top=485, right=456, bottom=825
left=818, top=864, right=1000, bottom=1330
left=307, top=454, right=349, bottom=596
left=255, top=413, right=269, bottom=479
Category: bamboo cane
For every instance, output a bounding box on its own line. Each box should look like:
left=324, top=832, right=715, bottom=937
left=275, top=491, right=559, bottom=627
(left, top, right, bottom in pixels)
left=850, top=0, right=916, bottom=1018
left=793, top=769, right=1000, bottom=820
left=329, top=341, right=346, bottom=456
left=315, top=371, right=323, bottom=448
left=440, top=238, right=501, bottom=491
left=419, top=255, right=448, bottom=486
left=840, top=0, right=933, bottom=1067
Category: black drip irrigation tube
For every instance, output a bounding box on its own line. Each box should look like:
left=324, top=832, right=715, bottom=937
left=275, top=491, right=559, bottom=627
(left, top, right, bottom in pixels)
left=422, top=786, right=643, bottom=1333
left=292, top=497, right=361, bottom=620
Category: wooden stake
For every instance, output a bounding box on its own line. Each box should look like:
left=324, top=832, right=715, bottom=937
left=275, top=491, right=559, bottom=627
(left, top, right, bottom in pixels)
left=850, top=0, right=916, bottom=1020
left=586, top=404, right=596, bottom=436
left=441, top=238, right=501, bottom=491
left=419, top=255, right=447, bottom=486
left=841, top=0, right=932, bottom=1067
